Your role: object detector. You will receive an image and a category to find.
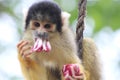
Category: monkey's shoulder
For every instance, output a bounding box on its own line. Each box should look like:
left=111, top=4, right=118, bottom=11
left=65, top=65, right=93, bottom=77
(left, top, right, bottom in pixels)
left=83, top=38, right=97, bottom=49
left=82, top=38, right=99, bottom=57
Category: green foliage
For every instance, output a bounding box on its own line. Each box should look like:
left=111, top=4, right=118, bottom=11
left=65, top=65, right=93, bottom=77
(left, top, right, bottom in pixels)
left=54, top=0, right=78, bottom=24
left=0, top=0, right=20, bottom=19
left=87, top=0, right=120, bottom=33
left=54, top=0, right=120, bottom=33
left=0, top=0, right=23, bottom=40
left=0, top=0, right=22, bottom=53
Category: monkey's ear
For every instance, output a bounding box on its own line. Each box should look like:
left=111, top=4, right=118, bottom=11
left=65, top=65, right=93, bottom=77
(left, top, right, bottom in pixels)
left=23, top=8, right=28, bottom=21
left=61, top=11, right=71, bottom=27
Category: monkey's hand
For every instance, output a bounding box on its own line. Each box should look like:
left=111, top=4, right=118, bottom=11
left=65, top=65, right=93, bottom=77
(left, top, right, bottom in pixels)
left=62, top=64, right=84, bottom=80
left=17, top=40, right=32, bottom=58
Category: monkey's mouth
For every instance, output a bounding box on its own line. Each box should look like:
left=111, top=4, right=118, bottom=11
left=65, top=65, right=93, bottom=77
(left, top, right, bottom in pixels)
left=31, top=38, right=51, bottom=52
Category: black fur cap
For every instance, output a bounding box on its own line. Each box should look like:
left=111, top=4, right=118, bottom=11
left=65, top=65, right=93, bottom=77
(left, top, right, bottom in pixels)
left=25, top=1, right=62, bottom=32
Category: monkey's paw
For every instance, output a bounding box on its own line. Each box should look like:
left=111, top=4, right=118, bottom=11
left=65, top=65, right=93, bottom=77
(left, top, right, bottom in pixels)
left=32, top=38, right=51, bottom=52
left=62, top=64, right=84, bottom=80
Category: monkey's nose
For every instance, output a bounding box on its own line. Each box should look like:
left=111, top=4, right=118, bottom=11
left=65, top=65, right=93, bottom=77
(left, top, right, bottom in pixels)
left=38, top=32, right=49, bottom=40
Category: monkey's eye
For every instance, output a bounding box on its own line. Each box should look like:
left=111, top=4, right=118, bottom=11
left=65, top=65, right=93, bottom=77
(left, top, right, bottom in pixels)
left=34, top=22, right=40, bottom=27
left=44, top=24, right=51, bottom=29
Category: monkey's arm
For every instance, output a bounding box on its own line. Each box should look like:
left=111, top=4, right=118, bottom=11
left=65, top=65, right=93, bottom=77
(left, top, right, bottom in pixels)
left=62, top=12, right=100, bottom=80
left=82, top=38, right=101, bottom=80
left=17, top=41, right=48, bottom=80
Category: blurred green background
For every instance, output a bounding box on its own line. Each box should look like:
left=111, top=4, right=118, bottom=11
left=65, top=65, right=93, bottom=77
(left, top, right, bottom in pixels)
left=0, top=0, right=120, bottom=80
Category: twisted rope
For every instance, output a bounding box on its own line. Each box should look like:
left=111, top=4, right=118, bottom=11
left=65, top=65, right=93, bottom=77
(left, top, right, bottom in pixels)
left=76, top=0, right=87, bottom=59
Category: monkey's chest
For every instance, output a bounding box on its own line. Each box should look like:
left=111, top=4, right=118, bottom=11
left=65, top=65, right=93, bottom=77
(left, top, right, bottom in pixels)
left=34, top=45, right=66, bottom=68
left=35, top=52, right=58, bottom=68
left=43, top=60, right=56, bottom=68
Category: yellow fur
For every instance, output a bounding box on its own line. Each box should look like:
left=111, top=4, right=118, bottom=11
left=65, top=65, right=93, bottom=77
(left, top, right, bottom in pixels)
left=18, top=26, right=86, bottom=80
left=18, top=11, right=100, bottom=80
left=82, top=38, right=101, bottom=80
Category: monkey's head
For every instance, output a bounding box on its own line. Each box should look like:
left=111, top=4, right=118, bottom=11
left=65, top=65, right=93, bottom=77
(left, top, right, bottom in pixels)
left=25, top=1, right=62, bottom=40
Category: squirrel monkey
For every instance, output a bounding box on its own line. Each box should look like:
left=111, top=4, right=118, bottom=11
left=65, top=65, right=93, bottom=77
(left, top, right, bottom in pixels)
left=17, top=1, right=100, bottom=80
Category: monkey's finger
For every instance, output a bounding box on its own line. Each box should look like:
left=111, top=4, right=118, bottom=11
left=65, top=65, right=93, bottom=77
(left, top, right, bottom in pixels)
left=17, top=40, right=24, bottom=48
left=18, top=41, right=28, bottom=52
left=20, top=46, right=32, bottom=56
left=22, top=50, right=32, bottom=58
